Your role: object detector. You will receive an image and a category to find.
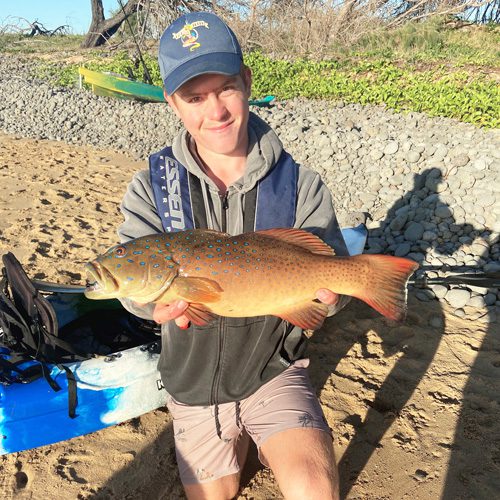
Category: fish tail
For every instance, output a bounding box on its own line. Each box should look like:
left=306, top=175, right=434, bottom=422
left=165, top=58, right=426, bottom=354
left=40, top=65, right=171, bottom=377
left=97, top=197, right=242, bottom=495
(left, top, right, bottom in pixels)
left=350, top=254, right=418, bottom=322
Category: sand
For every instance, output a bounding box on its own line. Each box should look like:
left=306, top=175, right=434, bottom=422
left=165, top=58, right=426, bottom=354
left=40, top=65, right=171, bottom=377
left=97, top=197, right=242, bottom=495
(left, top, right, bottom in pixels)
left=0, top=131, right=498, bottom=499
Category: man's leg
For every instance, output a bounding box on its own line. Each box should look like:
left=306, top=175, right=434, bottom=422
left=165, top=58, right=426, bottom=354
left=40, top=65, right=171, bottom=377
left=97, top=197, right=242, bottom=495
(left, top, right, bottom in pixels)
left=183, top=431, right=250, bottom=500
left=166, top=395, right=250, bottom=500
left=241, top=359, right=338, bottom=500
left=260, top=428, right=339, bottom=500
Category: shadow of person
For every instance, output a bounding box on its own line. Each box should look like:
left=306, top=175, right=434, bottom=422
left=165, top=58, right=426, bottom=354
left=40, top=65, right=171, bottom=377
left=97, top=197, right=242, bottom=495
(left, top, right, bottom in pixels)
left=308, top=167, right=495, bottom=497
left=440, top=250, right=499, bottom=497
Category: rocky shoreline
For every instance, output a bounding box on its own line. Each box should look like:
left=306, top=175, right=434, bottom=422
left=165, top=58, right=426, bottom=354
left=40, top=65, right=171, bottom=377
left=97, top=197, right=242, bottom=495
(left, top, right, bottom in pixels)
left=0, top=55, right=499, bottom=322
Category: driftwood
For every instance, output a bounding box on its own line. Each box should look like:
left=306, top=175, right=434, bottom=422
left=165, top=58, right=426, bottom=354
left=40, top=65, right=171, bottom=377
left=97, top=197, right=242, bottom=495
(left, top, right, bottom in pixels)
left=27, top=21, right=69, bottom=37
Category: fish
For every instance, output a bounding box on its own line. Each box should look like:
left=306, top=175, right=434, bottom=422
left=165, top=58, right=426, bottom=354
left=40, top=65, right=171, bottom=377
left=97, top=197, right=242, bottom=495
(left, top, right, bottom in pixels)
left=84, top=228, right=419, bottom=329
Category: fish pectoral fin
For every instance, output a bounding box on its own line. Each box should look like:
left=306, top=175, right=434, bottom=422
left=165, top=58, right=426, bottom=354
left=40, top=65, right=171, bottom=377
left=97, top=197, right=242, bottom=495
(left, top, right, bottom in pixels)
left=277, top=301, right=329, bottom=330
left=255, top=228, right=335, bottom=256
left=172, top=277, right=223, bottom=303
left=184, top=303, right=217, bottom=326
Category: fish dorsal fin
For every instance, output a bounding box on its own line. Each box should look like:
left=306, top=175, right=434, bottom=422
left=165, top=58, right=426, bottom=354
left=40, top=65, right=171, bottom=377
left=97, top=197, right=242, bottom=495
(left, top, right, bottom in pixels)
left=277, top=301, right=329, bottom=330
left=255, top=228, right=335, bottom=256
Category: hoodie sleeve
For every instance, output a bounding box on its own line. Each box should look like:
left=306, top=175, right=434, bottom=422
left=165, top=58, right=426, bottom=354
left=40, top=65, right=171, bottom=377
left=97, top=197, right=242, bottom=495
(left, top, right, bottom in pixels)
left=295, top=167, right=351, bottom=316
left=116, top=169, right=164, bottom=320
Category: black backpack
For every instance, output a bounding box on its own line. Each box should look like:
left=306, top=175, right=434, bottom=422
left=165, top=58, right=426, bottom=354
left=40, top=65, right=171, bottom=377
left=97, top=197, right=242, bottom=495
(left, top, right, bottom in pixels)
left=0, top=252, right=86, bottom=417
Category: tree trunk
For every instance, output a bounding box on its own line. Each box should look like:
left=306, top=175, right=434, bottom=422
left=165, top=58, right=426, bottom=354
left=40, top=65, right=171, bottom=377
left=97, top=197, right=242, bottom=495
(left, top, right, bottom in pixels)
left=81, top=0, right=142, bottom=48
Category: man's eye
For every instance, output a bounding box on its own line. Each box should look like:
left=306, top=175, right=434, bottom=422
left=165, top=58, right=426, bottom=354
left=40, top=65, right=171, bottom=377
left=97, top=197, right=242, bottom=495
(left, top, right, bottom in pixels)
left=188, top=96, right=201, bottom=103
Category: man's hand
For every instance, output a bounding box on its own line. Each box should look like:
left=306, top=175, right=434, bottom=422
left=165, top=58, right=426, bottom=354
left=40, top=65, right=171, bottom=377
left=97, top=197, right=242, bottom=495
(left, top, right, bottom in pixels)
left=316, top=288, right=339, bottom=306
left=153, top=300, right=190, bottom=328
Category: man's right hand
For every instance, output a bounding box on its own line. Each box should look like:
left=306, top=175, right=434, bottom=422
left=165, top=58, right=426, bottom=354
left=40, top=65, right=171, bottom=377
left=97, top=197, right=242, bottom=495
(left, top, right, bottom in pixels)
left=153, top=300, right=190, bottom=328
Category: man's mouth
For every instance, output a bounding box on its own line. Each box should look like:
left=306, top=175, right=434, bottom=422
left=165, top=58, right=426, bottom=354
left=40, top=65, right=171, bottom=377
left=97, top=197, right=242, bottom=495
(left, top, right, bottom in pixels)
left=208, top=120, right=233, bottom=132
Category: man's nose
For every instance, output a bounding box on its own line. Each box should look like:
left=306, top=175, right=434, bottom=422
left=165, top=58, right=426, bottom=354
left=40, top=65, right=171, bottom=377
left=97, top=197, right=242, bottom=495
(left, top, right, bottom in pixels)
left=206, top=94, right=228, bottom=121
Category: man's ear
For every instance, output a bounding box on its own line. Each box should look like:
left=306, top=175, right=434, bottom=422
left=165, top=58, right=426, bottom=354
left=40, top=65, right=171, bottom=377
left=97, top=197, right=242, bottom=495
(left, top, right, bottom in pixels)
left=164, top=89, right=181, bottom=119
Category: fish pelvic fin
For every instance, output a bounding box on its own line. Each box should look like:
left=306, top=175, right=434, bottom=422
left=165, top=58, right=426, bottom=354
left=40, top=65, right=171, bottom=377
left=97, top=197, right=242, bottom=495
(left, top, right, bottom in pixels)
left=184, top=303, right=218, bottom=326
left=351, top=254, right=418, bottom=322
left=278, top=301, right=329, bottom=330
left=255, top=228, right=335, bottom=256
left=170, top=276, right=223, bottom=303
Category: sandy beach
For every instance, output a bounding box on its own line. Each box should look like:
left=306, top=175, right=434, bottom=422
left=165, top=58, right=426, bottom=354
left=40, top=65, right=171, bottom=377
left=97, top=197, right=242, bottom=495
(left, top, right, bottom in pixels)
left=0, top=131, right=499, bottom=499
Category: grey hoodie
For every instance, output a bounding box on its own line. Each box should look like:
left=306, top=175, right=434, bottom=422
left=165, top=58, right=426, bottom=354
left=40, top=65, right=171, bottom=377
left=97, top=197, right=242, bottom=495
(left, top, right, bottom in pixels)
left=117, top=112, right=349, bottom=406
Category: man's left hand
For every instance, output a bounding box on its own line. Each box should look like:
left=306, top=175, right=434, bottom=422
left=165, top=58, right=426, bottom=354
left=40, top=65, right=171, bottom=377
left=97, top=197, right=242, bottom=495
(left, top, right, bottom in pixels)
left=315, top=288, right=339, bottom=306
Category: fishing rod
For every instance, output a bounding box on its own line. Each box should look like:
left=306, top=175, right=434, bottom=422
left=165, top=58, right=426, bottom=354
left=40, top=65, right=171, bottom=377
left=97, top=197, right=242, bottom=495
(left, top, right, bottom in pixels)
left=408, top=271, right=500, bottom=288
left=118, top=0, right=153, bottom=85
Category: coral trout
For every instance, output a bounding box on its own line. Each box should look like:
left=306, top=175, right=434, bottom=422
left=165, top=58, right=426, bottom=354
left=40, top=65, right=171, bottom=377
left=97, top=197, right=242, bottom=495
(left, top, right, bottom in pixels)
left=85, top=228, right=418, bottom=329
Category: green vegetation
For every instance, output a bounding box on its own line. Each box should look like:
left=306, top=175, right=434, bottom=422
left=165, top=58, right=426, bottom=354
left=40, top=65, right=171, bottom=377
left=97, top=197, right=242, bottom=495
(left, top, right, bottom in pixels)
left=1, top=20, right=499, bottom=128
left=247, top=53, right=499, bottom=128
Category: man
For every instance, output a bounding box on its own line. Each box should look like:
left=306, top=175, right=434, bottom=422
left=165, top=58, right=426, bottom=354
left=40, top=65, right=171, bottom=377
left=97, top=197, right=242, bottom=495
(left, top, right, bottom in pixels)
left=118, top=11, right=348, bottom=499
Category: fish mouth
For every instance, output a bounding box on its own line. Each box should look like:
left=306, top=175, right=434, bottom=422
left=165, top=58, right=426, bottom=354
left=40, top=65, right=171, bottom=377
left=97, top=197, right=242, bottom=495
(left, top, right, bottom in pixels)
left=84, top=262, right=120, bottom=297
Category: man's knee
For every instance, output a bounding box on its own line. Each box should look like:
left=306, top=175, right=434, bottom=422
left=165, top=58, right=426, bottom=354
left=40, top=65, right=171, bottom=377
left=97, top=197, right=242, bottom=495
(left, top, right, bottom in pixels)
left=278, top=457, right=339, bottom=500
left=184, top=472, right=241, bottom=500
left=261, top=428, right=339, bottom=500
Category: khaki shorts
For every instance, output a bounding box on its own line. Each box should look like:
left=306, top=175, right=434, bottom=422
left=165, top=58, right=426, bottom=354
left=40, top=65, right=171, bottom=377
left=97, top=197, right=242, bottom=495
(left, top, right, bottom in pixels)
left=166, top=359, right=331, bottom=484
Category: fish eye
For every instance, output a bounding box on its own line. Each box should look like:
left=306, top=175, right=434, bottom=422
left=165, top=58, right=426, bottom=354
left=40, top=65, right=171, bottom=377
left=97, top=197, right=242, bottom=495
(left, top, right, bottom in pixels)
left=115, top=246, right=128, bottom=258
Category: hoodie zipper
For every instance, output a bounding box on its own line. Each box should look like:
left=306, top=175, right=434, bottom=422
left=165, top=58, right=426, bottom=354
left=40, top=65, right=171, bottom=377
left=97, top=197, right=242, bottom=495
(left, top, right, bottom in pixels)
left=220, top=191, right=229, bottom=232
left=210, top=192, right=229, bottom=424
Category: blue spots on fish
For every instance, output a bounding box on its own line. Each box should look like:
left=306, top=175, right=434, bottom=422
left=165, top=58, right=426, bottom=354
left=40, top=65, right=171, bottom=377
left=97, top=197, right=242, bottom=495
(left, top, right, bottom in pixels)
left=140, top=262, right=146, bottom=266
left=153, top=263, right=160, bottom=268
left=133, top=251, right=143, bottom=255
left=116, top=264, right=122, bottom=269
left=206, top=254, right=214, bottom=258
left=127, top=259, right=134, bottom=263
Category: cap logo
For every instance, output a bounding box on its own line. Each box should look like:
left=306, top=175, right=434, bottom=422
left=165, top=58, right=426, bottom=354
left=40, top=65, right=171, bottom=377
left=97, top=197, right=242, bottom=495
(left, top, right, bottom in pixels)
left=172, top=21, right=209, bottom=52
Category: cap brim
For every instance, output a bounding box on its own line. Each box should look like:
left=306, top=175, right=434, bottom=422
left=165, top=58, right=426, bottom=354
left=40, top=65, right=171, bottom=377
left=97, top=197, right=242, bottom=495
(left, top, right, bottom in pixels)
left=164, top=52, right=242, bottom=95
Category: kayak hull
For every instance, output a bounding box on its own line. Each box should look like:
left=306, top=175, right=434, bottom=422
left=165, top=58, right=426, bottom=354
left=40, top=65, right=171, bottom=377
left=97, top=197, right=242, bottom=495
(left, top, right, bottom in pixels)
left=0, top=342, right=167, bottom=455
left=78, top=67, right=275, bottom=106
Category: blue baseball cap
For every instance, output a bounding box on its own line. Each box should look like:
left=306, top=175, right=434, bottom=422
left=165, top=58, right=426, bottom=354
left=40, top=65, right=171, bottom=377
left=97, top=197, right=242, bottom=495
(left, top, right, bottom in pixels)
left=159, top=12, right=243, bottom=95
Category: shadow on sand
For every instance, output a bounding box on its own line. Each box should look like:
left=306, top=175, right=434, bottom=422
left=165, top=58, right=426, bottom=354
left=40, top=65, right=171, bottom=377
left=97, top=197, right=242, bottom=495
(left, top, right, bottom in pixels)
left=309, top=168, right=497, bottom=498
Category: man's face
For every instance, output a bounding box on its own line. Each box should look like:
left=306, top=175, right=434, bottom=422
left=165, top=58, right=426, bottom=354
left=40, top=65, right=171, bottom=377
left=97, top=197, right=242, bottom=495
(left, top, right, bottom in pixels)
left=165, top=68, right=252, bottom=157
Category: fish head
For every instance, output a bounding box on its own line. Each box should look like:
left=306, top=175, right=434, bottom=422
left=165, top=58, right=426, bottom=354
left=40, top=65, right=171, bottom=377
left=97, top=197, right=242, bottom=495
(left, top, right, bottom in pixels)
left=84, top=239, right=178, bottom=301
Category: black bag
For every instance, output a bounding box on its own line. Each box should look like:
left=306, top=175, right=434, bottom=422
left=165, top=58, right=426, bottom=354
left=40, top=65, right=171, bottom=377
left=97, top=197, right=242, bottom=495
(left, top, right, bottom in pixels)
left=0, top=252, right=81, bottom=416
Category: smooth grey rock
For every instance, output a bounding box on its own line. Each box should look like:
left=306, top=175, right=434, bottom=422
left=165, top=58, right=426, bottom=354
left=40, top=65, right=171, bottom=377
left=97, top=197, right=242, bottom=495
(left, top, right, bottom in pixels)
left=431, top=285, right=448, bottom=299
left=429, top=315, right=444, bottom=328
left=384, top=141, right=399, bottom=155
left=406, top=151, right=421, bottom=163
left=446, top=288, right=471, bottom=309
left=395, top=242, right=411, bottom=256
left=404, top=222, right=425, bottom=241
left=451, top=153, right=470, bottom=167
